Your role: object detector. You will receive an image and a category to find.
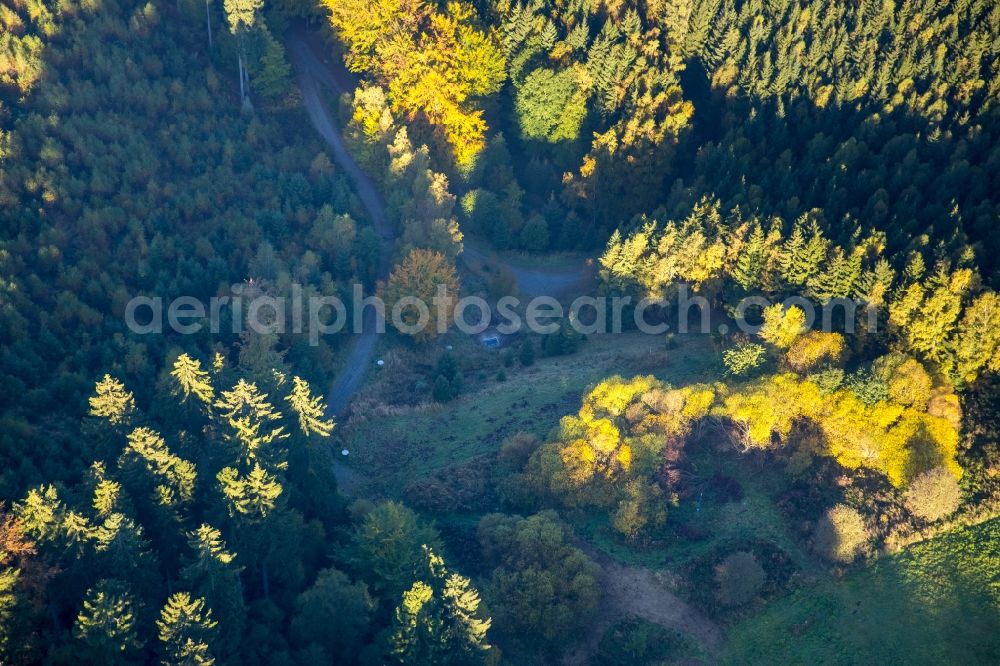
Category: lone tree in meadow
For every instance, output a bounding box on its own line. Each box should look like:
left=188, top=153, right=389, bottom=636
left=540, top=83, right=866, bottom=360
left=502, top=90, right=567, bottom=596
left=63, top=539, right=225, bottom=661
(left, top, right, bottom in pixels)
left=813, top=504, right=868, bottom=563
left=905, top=467, right=962, bottom=522
left=715, top=551, right=766, bottom=607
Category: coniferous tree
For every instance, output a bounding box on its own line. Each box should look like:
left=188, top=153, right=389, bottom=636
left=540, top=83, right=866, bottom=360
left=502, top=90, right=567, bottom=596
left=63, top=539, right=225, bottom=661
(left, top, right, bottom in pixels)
left=89, top=375, right=137, bottom=427
left=217, top=464, right=283, bottom=521
left=179, top=525, right=246, bottom=660
left=171, top=354, right=215, bottom=406
left=253, top=31, right=292, bottom=100
left=214, top=379, right=288, bottom=468
left=157, top=592, right=219, bottom=666
left=284, top=377, right=334, bottom=438
left=290, top=568, right=374, bottom=661
left=73, top=580, right=143, bottom=662
left=388, top=546, right=492, bottom=664
left=732, top=223, right=766, bottom=292
left=351, top=501, right=442, bottom=602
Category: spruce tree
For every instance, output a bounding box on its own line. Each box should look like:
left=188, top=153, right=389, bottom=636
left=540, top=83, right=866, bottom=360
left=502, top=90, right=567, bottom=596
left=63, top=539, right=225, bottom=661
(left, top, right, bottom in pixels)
left=284, top=377, right=334, bottom=438
left=732, top=223, right=766, bottom=291
left=519, top=339, right=536, bottom=366
left=156, top=592, right=219, bottom=666
left=777, top=220, right=807, bottom=287
left=73, top=580, right=142, bottom=661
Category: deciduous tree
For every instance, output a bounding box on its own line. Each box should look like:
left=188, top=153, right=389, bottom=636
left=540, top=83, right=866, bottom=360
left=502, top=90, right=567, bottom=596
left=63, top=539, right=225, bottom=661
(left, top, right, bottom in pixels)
left=380, top=249, right=459, bottom=341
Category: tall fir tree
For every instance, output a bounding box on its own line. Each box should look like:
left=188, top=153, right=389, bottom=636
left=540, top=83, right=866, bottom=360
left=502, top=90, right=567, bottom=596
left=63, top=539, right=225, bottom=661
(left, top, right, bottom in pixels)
left=156, top=592, right=219, bottom=666
left=73, top=580, right=143, bottom=662
left=179, top=525, right=246, bottom=660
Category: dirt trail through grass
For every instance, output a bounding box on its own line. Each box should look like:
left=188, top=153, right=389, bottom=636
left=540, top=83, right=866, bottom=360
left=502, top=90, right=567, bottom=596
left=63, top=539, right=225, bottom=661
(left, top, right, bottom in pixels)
left=565, top=541, right=725, bottom=664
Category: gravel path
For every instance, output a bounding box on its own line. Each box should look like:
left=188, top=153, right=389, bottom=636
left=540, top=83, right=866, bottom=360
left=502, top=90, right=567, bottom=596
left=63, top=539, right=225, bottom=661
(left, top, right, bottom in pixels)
left=287, top=35, right=393, bottom=418
left=565, top=542, right=725, bottom=664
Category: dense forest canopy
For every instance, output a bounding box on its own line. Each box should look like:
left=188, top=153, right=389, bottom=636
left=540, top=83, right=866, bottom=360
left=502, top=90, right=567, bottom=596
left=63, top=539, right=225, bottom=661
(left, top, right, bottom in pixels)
left=2, top=0, right=1000, bottom=662
left=0, top=0, right=382, bottom=498
left=311, top=0, right=1000, bottom=304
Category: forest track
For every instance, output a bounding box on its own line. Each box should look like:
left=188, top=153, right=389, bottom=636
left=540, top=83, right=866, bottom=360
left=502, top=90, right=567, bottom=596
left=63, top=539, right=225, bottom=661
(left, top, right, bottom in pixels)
left=287, top=30, right=594, bottom=418
left=462, top=241, right=596, bottom=300
left=288, top=34, right=393, bottom=420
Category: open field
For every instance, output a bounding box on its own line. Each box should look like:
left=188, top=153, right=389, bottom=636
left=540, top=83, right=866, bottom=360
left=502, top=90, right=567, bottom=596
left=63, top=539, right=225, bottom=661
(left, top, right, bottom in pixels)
left=577, top=444, right=827, bottom=575
left=337, top=332, right=720, bottom=491
left=722, top=518, right=1000, bottom=665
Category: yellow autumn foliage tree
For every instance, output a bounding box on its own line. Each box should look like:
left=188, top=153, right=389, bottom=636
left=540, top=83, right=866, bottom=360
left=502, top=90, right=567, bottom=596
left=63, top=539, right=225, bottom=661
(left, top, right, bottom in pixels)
left=323, top=0, right=504, bottom=166
left=759, top=304, right=806, bottom=349
left=785, top=331, right=845, bottom=373
left=379, top=248, right=459, bottom=341
left=718, top=372, right=962, bottom=486
left=521, top=375, right=714, bottom=538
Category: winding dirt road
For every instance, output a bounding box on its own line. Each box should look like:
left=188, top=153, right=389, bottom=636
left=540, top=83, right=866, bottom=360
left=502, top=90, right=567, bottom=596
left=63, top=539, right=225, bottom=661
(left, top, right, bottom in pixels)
left=288, top=36, right=394, bottom=417
left=287, top=31, right=594, bottom=417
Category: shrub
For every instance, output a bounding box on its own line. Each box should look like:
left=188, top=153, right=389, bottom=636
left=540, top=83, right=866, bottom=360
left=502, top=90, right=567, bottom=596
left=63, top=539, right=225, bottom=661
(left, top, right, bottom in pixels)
left=543, top=320, right=580, bottom=356
left=404, top=457, right=492, bottom=512
left=497, top=432, right=541, bottom=469
left=813, top=504, right=868, bottom=563
left=715, top=551, right=766, bottom=606
left=595, top=616, right=687, bottom=665
left=786, top=331, right=845, bottom=373
left=432, top=375, right=454, bottom=401
left=905, top=467, right=962, bottom=522
left=430, top=353, right=463, bottom=402
left=723, top=342, right=767, bottom=376
left=518, top=339, right=536, bottom=366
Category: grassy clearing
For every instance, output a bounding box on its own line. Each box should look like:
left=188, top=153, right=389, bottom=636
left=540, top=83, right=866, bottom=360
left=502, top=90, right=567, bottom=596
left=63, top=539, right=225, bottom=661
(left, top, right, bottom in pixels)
left=337, top=332, right=720, bottom=492
left=574, top=440, right=829, bottom=585
left=463, top=240, right=594, bottom=271
left=722, top=518, right=1000, bottom=665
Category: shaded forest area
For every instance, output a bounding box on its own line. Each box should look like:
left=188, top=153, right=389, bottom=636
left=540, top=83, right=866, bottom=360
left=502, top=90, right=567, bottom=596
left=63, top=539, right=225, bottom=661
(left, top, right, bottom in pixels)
left=0, top=0, right=380, bottom=498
